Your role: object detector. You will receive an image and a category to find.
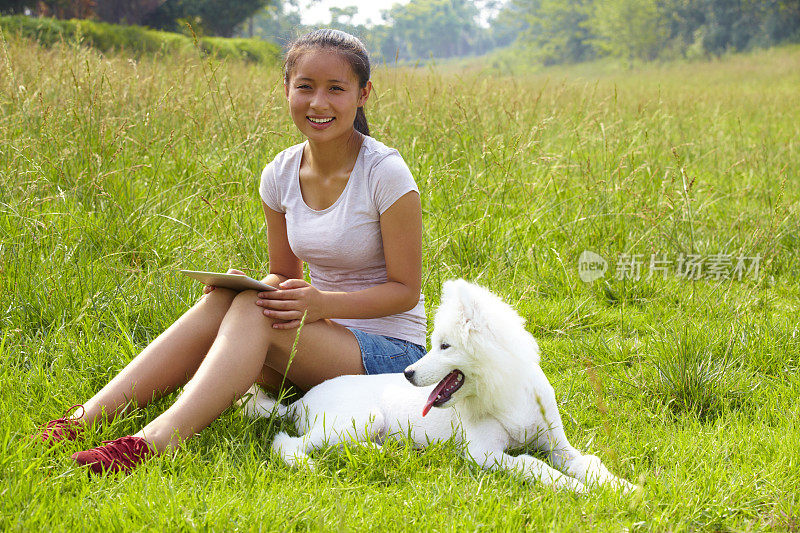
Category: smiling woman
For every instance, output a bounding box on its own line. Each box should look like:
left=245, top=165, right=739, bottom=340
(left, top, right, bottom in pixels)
left=284, top=31, right=372, bottom=138
left=32, top=29, right=427, bottom=475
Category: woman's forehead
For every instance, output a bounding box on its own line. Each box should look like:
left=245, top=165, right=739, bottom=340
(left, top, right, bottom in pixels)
left=289, top=50, right=357, bottom=83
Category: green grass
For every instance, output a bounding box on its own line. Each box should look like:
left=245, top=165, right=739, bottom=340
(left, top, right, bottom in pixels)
left=1, top=31, right=800, bottom=531
left=0, top=15, right=280, bottom=64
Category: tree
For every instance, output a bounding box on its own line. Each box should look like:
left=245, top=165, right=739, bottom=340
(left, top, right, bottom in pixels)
left=590, top=0, right=670, bottom=61
left=143, top=0, right=271, bottom=37
left=0, top=0, right=36, bottom=14
left=489, top=0, right=530, bottom=49
left=95, top=0, right=168, bottom=25
left=515, top=0, right=596, bottom=64
left=237, top=0, right=305, bottom=46
left=1, top=0, right=95, bottom=18
left=382, top=0, right=483, bottom=59
left=329, top=5, right=358, bottom=26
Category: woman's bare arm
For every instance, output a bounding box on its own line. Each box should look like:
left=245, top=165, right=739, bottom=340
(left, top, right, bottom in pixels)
left=257, top=192, right=423, bottom=328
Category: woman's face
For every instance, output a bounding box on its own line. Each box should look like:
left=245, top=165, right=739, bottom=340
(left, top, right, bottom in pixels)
left=285, top=49, right=370, bottom=143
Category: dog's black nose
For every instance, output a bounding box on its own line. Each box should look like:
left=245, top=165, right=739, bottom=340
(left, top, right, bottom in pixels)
left=403, top=368, right=415, bottom=382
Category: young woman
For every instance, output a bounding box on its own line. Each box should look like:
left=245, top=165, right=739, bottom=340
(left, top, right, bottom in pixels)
left=34, top=29, right=426, bottom=473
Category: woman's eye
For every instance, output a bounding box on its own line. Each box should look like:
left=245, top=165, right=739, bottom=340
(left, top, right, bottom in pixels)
left=330, top=86, right=344, bottom=91
left=440, top=343, right=450, bottom=350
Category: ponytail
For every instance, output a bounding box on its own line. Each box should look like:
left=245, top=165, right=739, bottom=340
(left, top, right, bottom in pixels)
left=354, top=106, right=370, bottom=136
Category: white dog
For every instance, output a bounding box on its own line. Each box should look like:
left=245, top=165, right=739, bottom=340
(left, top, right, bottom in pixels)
left=240, top=279, right=635, bottom=493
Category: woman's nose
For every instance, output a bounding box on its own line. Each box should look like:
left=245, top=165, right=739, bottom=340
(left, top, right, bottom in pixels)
left=310, top=89, right=328, bottom=109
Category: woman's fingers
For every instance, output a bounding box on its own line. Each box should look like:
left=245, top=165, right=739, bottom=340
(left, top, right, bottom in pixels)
left=203, top=285, right=216, bottom=294
left=256, top=299, right=298, bottom=310
left=271, top=319, right=302, bottom=330
left=278, top=279, right=309, bottom=289
left=262, top=309, right=303, bottom=320
left=258, top=288, right=303, bottom=300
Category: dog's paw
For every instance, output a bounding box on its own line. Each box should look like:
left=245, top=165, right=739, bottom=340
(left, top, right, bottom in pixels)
left=554, top=476, right=588, bottom=493
left=271, top=432, right=314, bottom=469
left=571, top=455, right=622, bottom=488
left=285, top=454, right=316, bottom=470
left=613, top=477, right=640, bottom=495
left=238, top=385, right=278, bottom=419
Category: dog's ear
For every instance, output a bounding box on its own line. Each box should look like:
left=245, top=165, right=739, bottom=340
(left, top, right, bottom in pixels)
left=444, top=279, right=480, bottom=334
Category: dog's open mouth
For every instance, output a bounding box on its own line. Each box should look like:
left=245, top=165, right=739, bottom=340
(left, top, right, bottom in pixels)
left=422, top=369, right=465, bottom=416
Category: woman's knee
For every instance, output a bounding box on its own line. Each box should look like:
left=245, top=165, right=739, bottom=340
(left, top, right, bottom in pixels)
left=228, top=290, right=272, bottom=322
left=198, top=286, right=237, bottom=308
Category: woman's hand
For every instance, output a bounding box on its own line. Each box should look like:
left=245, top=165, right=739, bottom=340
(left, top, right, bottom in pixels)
left=202, top=268, right=245, bottom=294
left=256, top=279, right=327, bottom=329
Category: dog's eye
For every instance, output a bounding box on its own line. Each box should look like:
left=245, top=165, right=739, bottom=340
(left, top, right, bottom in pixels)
left=440, top=343, right=450, bottom=350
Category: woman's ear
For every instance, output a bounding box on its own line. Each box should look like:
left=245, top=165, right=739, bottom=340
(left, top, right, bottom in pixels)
left=358, top=81, right=372, bottom=106
left=284, top=82, right=290, bottom=100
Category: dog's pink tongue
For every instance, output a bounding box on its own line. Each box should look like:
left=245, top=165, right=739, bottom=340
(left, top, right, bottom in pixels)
left=422, top=374, right=453, bottom=417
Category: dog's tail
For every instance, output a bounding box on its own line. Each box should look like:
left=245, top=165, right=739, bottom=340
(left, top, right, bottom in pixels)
left=238, top=385, right=290, bottom=419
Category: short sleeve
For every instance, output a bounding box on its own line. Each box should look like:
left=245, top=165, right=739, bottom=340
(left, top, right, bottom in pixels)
left=371, top=154, right=419, bottom=214
left=259, top=161, right=284, bottom=213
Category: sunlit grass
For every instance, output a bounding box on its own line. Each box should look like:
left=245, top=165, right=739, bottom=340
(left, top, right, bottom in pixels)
left=1, top=33, right=799, bottom=530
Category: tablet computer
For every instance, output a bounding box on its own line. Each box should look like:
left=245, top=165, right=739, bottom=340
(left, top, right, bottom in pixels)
left=180, top=270, right=278, bottom=292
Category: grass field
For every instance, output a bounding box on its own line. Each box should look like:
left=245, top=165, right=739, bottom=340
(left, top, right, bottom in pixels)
left=1, top=30, right=799, bottom=530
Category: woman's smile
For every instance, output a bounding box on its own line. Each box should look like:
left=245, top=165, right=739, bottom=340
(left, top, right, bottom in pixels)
left=307, top=116, right=335, bottom=129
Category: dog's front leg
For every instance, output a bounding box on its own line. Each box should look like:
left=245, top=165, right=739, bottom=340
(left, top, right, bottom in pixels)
left=530, top=379, right=636, bottom=493
left=466, top=443, right=587, bottom=493
left=537, top=426, right=636, bottom=493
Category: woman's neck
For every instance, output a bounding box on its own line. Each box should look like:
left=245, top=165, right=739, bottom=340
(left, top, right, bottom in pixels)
left=304, top=129, right=364, bottom=175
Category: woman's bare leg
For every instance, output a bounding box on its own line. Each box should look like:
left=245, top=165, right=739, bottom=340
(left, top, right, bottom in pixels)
left=134, top=289, right=363, bottom=452
left=255, top=365, right=300, bottom=400
left=78, top=288, right=238, bottom=424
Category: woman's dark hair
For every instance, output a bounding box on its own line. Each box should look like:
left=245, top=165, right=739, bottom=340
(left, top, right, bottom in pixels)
left=284, top=29, right=371, bottom=136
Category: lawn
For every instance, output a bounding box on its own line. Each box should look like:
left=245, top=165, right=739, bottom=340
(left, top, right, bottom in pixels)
left=1, top=32, right=799, bottom=531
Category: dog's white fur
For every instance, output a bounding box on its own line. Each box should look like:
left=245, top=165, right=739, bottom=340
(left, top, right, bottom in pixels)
left=240, top=279, right=635, bottom=493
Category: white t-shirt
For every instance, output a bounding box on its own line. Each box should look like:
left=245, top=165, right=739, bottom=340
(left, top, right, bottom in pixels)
left=259, top=135, right=426, bottom=347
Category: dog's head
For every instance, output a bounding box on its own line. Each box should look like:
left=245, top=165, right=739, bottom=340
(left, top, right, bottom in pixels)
left=404, top=279, right=540, bottom=416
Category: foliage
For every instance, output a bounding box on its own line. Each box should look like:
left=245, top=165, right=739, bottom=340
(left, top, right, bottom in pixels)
left=501, top=0, right=800, bottom=65
left=381, top=0, right=483, bottom=59
left=0, top=0, right=35, bottom=14
left=514, top=0, right=595, bottom=65
left=241, top=0, right=496, bottom=62
left=590, top=0, right=670, bottom=62
left=238, top=0, right=302, bottom=47
left=0, top=14, right=279, bottom=62
left=94, top=0, right=167, bottom=26
left=142, top=0, right=271, bottom=37
left=0, top=0, right=96, bottom=18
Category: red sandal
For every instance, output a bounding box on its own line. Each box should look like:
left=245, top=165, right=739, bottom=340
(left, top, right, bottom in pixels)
left=31, top=404, right=85, bottom=444
left=71, top=435, right=155, bottom=474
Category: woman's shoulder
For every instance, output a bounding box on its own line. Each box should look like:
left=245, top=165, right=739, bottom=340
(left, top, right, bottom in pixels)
left=259, top=141, right=305, bottom=210
left=361, top=135, right=408, bottom=170
left=265, top=140, right=306, bottom=174
left=360, top=136, right=417, bottom=213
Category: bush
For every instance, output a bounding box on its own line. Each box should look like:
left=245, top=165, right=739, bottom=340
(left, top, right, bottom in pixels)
left=0, top=15, right=279, bottom=64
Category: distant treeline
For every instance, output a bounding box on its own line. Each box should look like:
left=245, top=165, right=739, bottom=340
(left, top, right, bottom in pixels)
left=0, top=0, right=270, bottom=38
left=0, top=15, right=280, bottom=63
left=242, top=0, right=500, bottom=63
left=4, top=0, right=797, bottom=65
left=242, top=0, right=800, bottom=65
left=498, top=0, right=800, bottom=64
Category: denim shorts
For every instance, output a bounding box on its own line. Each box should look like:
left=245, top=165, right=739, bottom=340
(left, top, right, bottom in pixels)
left=347, top=327, right=426, bottom=375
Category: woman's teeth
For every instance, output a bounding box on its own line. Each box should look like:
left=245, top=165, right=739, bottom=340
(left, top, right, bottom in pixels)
left=308, top=117, right=333, bottom=124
